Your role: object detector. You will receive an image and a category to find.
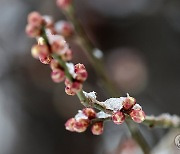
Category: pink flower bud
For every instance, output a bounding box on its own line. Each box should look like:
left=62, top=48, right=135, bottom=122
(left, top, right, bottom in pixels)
left=74, top=119, right=89, bottom=133
left=55, top=21, right=74, bottom=37
left=27, top=11, right=43, bottom=27
left=61, top=48, right=73, bottom=61
left=82, top=108, right=96, bottom=120
left=39, top=53, right=52, bottom=64
left=50, top=59, right=59, bottom=70
left=65, top=118, right=76, bottom=132
left=51, top=69, right=65, bottom=83
left=122, top=96, right=136, bottom=110
left=56, top=0, right=72, bottom=9
left=74, top=63, right=88, bottom=82
left=25, top=24, right=41, bottom=38
left=130, top=109, right=145, bottom=123
left=65, top=80, right=82, bottom=95
left=65, top=86, right=76, bottom=95
left=112, top=111, right=125, bottom=125
left=91, top=122, right=103, bottom=135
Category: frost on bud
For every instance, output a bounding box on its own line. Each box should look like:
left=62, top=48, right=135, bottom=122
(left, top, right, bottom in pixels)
left=61, top=48, right=73, bottom=61
left=91, top=122, right=103, bottom=135
left=82, top=108, right=96, bottom=120
left=51, top=69, right=65, bottom=83
left=122, top=95, right=136, bottom=110
left=56, top=0, right=72, bottom=9
left=74, top=63, right=88, bottom=82
left=50, top=59, right=59, bottom=70
left=27, top=11, right=43, bottom=27
left=112, top=111, right=125, bottom=125
left=74, top=119, right=89, bottom=133
left=65, top=118, right=76, bottom=132
left=55, top=21, right=74, bottom=37
left=25, top=24, right=41, bottom=38
left=130, top=109, right=145, bottom=123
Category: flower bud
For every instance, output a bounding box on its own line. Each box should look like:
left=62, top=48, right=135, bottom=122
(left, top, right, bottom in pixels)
left=56, top=0, right=72, bottom=9
left=91, top=122, right=103, bottom=135
left=82, top=108, right=96, bottom=120
left=74, top=63, right=88, bottom=82
left=130, top=109, right=145, bottom=123
left=51, top=69, right=65, bottom=83
left=65, top=118, right=76, bottom=132
left=55, top=20, right=74, bottom=37
left=122, top=96, right=136, bottom=110
left=25, top=24, right=41, bottom=38
left=74, top=119, right=89, bottom=133
left=27, top=11, right=43, bottom=27
left=112, top=111, right=125, bottom=125
left=50, top=59, right=59, bottom=70
left=65, top=81, right=82, bottom=95
left=39, top=54, right=52, bottom=64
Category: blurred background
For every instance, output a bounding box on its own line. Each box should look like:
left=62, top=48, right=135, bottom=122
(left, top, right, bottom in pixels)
left=0, top=0, right=180, bottom=153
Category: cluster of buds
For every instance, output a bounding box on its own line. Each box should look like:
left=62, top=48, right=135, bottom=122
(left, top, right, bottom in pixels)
left=65, top=108, right=104, bottom=135
left=112, top=95, right=145, bottom=124
left=26, top=11, right=86, bottom=95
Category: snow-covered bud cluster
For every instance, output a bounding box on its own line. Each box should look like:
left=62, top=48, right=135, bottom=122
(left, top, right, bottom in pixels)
left=55, top=20, right=74, bottom=37
left=112, top=94, right=145, bottom=124
left=65, top=109, right=104, bottom=135
left=56, top=0, right=72, bottom=9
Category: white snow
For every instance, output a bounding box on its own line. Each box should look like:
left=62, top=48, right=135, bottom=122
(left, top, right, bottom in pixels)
left=66, top=62, right=77, bottom=78
left=83, top=91, right=97, bottom=100
left=93, top=48, right=103, bottom=59
left=96, top=111, right=111, bottom=119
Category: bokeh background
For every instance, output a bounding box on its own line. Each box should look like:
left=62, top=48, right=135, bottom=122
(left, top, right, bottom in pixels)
left=0, top=0, right=180, bottom=154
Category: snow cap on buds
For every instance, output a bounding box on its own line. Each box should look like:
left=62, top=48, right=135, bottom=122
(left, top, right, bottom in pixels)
left=56, top=0, right=72, bottom=9
left=91, top=122, right=103, bottom=135
left=27, top=11, right=43, bottom=27
left=65, top=118, right=76, bottom=132
left=82, top=108, right=96, bottom=120
left=122, top=94, right=136, bottom=110
left=51, top=68, right=65, bottom=83
left=43, top=15, right=54, bottom=28
left=74, top=119, right=89, bottom=133
left=112, top=111, right=125, bottom=125
left=74, top=63, right=88, bottom=82
left=55, top=20, right=74, bottom=37
left=130, top=109, right=145, bottom=123
left=65, top=78, right=82, bottom=95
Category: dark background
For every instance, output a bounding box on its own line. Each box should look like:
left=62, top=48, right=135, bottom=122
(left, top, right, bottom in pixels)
left=0, top=0, right=179, bottom=153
